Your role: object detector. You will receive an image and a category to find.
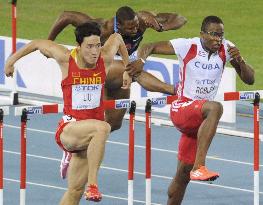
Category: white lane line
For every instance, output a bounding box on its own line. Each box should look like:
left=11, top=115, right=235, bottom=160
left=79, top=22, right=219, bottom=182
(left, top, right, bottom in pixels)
left=4, top=150, right=263, bottom=195
left=4, top=124, right=263, bottom=167
left=4, top=178, right=162, bottom=205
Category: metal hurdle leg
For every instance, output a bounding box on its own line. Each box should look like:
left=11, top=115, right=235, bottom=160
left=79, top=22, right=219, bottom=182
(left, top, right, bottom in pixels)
left=128, top=101, right=136, bottom=205
left=20, top=109, right=28, bottom=205
left=145, top=99, right=152, bottom=205
left=0, top=109, right=4, bottom=205
left=0, top=107, right=10, bottom=205
left=10, top=0, right=19, bottom=105
left=253, top=92, right=260, bottom=205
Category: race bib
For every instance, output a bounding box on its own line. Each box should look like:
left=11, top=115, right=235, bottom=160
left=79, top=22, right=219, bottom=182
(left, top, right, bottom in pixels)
left=72, top=84, right=102, bottom=110
left=62, top=115, right=76, bottom=123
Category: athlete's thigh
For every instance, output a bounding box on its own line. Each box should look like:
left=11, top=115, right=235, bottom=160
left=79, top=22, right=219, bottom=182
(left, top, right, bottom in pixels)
left=105, top=60, right=125, bottom=90
left=170, top=100, right=206, bottom=134
left=61, top=119, right=109, bottom=149
left=67, top=150, right=89, bottom=190
left=63, top=119, right=107, bottom=138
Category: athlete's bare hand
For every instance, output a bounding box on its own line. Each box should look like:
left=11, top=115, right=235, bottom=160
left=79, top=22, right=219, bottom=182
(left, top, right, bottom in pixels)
left=227, top=44, right=243, bottom=64
left=126, top=59, right=144, bottom=76
left=139, top=12, right=162, bottom=31
left=4, top=62, right=14, bottom=77
left=122, top=71, right=132, bottom=89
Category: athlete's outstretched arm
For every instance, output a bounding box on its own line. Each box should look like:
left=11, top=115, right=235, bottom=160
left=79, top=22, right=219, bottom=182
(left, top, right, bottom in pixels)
left=48, top=11, right=102, bottom=41
left=5, top=40, right=69, bottom=77
left=138, top=41, right=176, bottom=60
left=155, top=12, right=187, bottom=31
left=126, top=41, right=175, bottom=77
left=136, top=71, right=176, bottom=95
left=127, top=41, right=177, bottom=95
left=102, top=33, right=131, bottom=88
left=102, top=33, right=129, bottom=66
left=137, top=11, right=187, bottom=31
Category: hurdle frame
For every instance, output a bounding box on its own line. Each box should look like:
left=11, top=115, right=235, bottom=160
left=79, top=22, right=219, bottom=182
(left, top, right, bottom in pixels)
left=13, top=91, right=262, bottom=204
left=128, top=101, right=136, bottom=205
left=0, top=109, right=4, bottom=205
left=10, top=0, right=19, bottom=105
left=0, top=106, right=10, bottom=205
left=20, top=109, right=27, bottom=205
left=253, top=92, right=260, bottom=205
left=145, top=99, right=152, bottom=205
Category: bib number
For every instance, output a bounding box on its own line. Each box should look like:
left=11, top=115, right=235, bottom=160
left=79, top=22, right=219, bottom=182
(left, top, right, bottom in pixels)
left=72, top=84, right=102, bottom=110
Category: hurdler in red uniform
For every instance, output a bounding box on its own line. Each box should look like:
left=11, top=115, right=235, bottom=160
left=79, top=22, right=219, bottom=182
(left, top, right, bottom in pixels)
left=5, top=22, right=131, bottom=204
left=55, top=49, right=106, bottom=153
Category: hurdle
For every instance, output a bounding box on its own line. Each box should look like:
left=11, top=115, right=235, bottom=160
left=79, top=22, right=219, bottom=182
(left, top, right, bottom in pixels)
left=0, top=106, right=10, bottom=205
left=13, top=90, right=261, bottom=204
left=253, top=93, right=260, bottom=205
left=145, top=99, right=152, bottom=205
left=14, top=99, right=153, bottom=205
left=128, top=101, right=136, bottom=205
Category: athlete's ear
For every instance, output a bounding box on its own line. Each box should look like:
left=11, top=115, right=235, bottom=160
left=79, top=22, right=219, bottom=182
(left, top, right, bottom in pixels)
left=200, top=31, right=205, bottom=39
left=117, top=22, right=121, bottom=29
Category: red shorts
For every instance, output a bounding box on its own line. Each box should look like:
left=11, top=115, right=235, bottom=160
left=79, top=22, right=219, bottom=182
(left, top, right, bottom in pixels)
left=170, top=99, right=207, bottom=164
left=55, top=115, right=77, bottom=153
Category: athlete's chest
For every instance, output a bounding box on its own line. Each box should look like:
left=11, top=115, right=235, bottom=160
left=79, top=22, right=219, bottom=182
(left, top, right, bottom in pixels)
left=186, top=48, right=224, bottom=77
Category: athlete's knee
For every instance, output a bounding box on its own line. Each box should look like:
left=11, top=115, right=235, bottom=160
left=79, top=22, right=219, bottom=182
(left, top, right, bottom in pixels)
left=108, top=121, right=122, bottom=132
left=96, top=122, right=111, bottom=139
left=210, top=101, right=223, bottom=118
left=204, top=101, right=223, bottom=119
left=105, top=114, right=124, bottom=132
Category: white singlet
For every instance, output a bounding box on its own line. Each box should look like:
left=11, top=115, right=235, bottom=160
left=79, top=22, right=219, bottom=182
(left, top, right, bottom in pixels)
left=170, top=37, right=234, bottom=100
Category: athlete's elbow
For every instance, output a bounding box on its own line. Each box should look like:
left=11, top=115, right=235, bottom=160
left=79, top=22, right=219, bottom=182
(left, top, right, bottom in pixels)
left=175, top=15, right=187, bottom=29
left=56, top=11, right=73, bottom=25
left=245, top=77, right=254, bottom=85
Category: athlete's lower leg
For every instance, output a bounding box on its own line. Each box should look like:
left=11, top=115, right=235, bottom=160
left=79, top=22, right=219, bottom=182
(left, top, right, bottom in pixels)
left=87, top=123, right=111, bottom=185
left=167, top=161, right=192, bottom=205
left=193, top=101, right=223, bottom=169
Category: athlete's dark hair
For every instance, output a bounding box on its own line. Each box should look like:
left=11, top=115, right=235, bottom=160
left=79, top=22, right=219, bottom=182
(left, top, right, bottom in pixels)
left=74, top=22, right=101, bottom=45
left=116, top=6, right=136, bottom=24
left=201, top=16, right=224, bottom=31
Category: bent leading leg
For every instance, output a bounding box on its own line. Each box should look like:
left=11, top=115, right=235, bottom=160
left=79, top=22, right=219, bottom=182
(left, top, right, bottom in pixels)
left=190, top=101, right=223, bottom=181
left=86, top=122, right=111, bottom=185
left=60, top=119, right=111, bottom=202
left=104, top=87, right=130, bottom=131
left=105, top=60, right=130, bottom=131
left=193, top=101, right=223, bottom=168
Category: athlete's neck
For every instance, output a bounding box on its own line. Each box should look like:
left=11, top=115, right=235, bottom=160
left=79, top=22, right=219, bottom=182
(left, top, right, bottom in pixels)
left=200, top=39, right=214, bottom=60
left=77, top=52, right=96, bottom=69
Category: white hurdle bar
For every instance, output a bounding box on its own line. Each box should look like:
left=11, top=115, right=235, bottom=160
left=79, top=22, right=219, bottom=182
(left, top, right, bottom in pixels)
left=14, top=90, right=263, bottom=116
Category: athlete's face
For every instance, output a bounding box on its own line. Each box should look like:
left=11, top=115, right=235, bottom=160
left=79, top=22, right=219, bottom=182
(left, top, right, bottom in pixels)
left=79, top=35, right=102, bottom=66
left=118, top=16, right=140, bottom=37
left=200, top=23, right=224, bottom=53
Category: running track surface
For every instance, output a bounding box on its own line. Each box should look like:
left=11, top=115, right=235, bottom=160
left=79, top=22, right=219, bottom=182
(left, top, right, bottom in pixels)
left=1, top=107, right=263, bottom=205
